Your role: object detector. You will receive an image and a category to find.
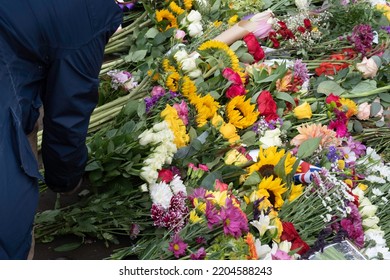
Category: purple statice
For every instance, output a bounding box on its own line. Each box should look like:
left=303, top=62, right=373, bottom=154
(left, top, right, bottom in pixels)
left=327, top=146, right=340, bottom=163
left=382, top=26, right=390, bottom=35
left=340, top=202, right=364, bottom=248
left=348, top=24, right=374, bottom=56
left=190, top=247, right=206, bottom=260
left=168, top=234, right=188, bottom=258
left=219, top=198, right=249, bottom=238
left=345, top=136, right=366, bottom=157
left=293, top=59, right=310, bottom=83
left=150, top=191, right=189, bottom=233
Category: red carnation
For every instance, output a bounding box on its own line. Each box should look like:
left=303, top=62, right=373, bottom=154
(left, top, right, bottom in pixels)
left=222, top=68, right=242, bottom=85
left=243, top=32, right=265, bottom=62
left=158, top=169, right=174, bottom=183
left=280, top=222, right=310, bottom=255
left=257, top=90, right=278, bottom=122
left=325, top=93, right=342, bottom=107
left=226, top=84, right=246, bottom=99
left=303, top=18, right=312, bottom=30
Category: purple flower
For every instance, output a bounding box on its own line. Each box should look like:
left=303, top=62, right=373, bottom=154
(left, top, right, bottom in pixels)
left=348, top=24, right=374, bottom=56
left=220, top=198, right=248, bottom=238
left=151, top=85, right=165, bottom=97
left=345, top=136, right=366, bottom=157
left=293, top=59, right=309, bottom=83
left=272, top=250, right=293, bottom=260
left=169, top=234, right=188, bottom=258
left=129, top=224, right=140, bottom=240
left=205, top=201, right=222, bottom=229
left=190, top=247, right=206, bottom=260
left=381, top=26, right=390, bottom=35
left=340, top=202, right=364, bottom=248
left=327, top=146, right=340, bottom=163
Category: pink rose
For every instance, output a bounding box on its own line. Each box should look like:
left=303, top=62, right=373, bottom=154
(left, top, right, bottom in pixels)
left=356, top=102, right=371, bottom=120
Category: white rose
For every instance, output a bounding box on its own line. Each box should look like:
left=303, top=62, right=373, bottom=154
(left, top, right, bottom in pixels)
left=259, top=128, right=282, bottom=148
left=153, top=121, right=169, bottom=132
left=180, top=57, right=197, bottom=72
left=187, top=22, right=203, bottom=37
left=356, top=57, right=378, bottom=78
left=362, top=216, right=380, bottom=229
left=174, top=49, right=188, bottom=63
left=356, top=102, right=371, bottom=120
left=360, top=204, right=378, bottom=218
left=138, top=131, right=154, bottom=146
left=186, top=10, right=202, bottom=23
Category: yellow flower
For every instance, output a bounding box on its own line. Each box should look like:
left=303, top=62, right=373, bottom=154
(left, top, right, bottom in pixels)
left=213, top=21, right=223, bottom=28
left=211, top=114, right=224, bottom=128
left=337, top=159, right=345, bottom=170
left=270, top=216, right=283, bottom=242
left=155, top=9, right=178, bottom=31
left=166, top=72, right=180, bottom=92
left=161, top=105, right=189, bottom=148
left=181, top=76, right=198, bottom=101
left=224, top=148, right=249, bottom=166
left=358, top=183, right=368, bottom=191
left=293, top=102, right=313, bottom=119
left=192, top=94, right=220, bottom=127
left=247, top=146, right=298, bottom=177
left=376, top=4, right=390, bottom=21
left=288, top=183, right=304, bottom=202
left=276, top=72, right=293, bottom=92
left=189, top=210, right=203, bottom=223
left=256, top=176, right=287, bottom=209
left=340, top=98, right=358, bottom=118
left=193, top=198, right=206, bottom=213
left=206, top=190, right=228, bottom=207
left=226, top=95, right=259, bottom=129
left=147, top=70, right=160, bottom=81
left=169, top=1, right=185, bottom=15
left=220, top=122, right=240, bottom=144
left=184, top=0, right=193, bottom=10
left=162, top=58, right=177, bottom=73
left=228, top=15, right=239, bottom=26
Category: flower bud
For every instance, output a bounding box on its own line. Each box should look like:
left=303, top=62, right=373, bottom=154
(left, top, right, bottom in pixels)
left=356, top=57, right=378, bottom=78
left=188, top=22, right=203, bottom=37
left=187, top=10, right=202, bottom=23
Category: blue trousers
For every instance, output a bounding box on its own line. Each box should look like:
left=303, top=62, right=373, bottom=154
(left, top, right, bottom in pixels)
left=0, top=0, right=122, bottom=259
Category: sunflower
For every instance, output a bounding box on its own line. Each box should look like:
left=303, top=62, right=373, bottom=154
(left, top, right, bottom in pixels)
left=181, top=76, right=198, bottom=101
left=191, top=94, right=220, bottom=127
left=166, top=71, right=180, bottom=92
left=256, top=175, right=287, bottom=209
left=247, top=146, right=298, bottom=178
left=183, top=0, right=193, bottom=10
left=288, top=183, right=304, bottom=202
left=162, top=58, right=177, bottom=73
left=226, top=95, right=259, bottom=129
left=168, top=1, right=185, bottom=15
left=155, top=9, right=178, bottom=31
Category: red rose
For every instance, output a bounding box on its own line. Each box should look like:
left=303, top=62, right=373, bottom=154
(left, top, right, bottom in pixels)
left=226, top=84, right=246, bottom=99
left=243, top=32, right=265, bottom=62
left=158, top=169, right=174, bottom=183
left=222, top=67, right=242, bottom=85
left=257, top=90, right=278, bottom=122
left=297, top=26, right=306, bottom=33
left=303, top=18, right=312, bottom=30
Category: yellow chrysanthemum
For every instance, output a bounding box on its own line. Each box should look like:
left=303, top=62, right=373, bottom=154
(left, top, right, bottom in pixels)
left=161, top=105, right=189, bottom=148
left=340, top=98, right=358, bottom=118
left=184, top=0, right=193, bottom=10
left=166, top=71, right=180, bottom=92
left=206, top=190, right=228, bottom=207
left=226, top=95, right=259, bottom=129
left=191, top=94, right=220, bottom=127
left=193, top=198, right=206, bottom=213
left=169, top=1, right=185, bottom=15
left=198, top=40, right=241, bottom=73
left=288, top=183, right=304, bottom=202
left=228, top=15, right=239, bottom=26
left=155, top=9, right=178, bottom=30
left=256, top=176, right=287, bottom=209
left=376, top=4, right=390, bottom=21
left=247, top=146, right=298, bottom=177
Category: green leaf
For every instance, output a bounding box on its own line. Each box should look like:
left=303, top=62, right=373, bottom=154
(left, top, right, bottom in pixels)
left=131, top=50, right=148, bottom=62
left=145, top=27, right=159, bottom=39
left=85, top=161, right=102, bottom=172
left=123, top=100, right=140, bottom=117
left=200, top=171, right=222, bottom=190
left=34, top=210, right=61, bottom=223
left=241, top=131, right=257, bottom=146
left=353, top=120, right=363, bottom=133
left=342, top=72, right=363, bottom=89
left=379, top=93, right=390, bottom=103
left=275, top=91, right=296, bottom=105
left=240, top=53, right=255, bottom=64
left=350, top=80, right=377, bottom=94
left=317, top=81, right=345, bottom=96
left=54, top=243, right=81, bottom=252
left=243, top=172, right=261, bottom=186
left=297, top=137, right=321, bottom=159
left=370, top=102, right=382, bottom=116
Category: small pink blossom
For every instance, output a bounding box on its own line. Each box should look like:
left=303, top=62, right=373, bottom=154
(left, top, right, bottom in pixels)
left=214, top=179, right=228, bottom=192
left=169, top=234, right=188, bottom=258
left=175, top=29, right=186, bottom=40
left=173, top=101, right=189, bottom=125
left=356, top=102, right=371, bottom=120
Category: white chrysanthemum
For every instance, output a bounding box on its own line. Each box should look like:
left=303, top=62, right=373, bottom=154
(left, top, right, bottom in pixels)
left=365, top=175, right=386, bottom=184
left=373, top=165, right=390, bottom=181
left=149, top=181, right=173, bottom=209
left=152, top=121, right=169, bottom=132
left=366, top=147, right=382, bottom=161
left=138, top=130, right=155, bottom=146
left=140, top=166, right=159, bottom=184
left=170, top=175, right=187, bottom=195
left=372, top=188, right=384, bottom=196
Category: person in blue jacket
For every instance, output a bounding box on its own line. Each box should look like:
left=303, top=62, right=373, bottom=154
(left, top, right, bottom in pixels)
left=0, top=0, right=122, bottom=259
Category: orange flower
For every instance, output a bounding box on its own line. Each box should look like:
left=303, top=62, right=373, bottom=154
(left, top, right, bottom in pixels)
left=246, top=233, right=258, bottom=260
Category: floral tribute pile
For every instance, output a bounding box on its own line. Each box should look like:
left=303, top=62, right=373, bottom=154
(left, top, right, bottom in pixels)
left=35, top=0, right=390, bottom=260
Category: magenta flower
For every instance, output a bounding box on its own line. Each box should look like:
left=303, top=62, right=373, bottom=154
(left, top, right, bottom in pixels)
left=190, top=247, right=206, bottom=260
left=173, top=101, right=189, bottom=125
left=340, top=202, right=364, bottom=248
left=169, top=234, right=188, bottom=258
left=222, top=68, right=242, bottom=85
left=272, top=250, right=293, bottom=260
left=151, top=85, right=165, bottom=97
left=220, top=198, right=248, bottom=238
left=205, top=201, right=222, bottom=229
left=198, top=164, right=209, bottom=172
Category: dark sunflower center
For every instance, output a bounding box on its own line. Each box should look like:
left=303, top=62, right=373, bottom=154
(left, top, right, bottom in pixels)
left=258, top=164, right=275, bottom=177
